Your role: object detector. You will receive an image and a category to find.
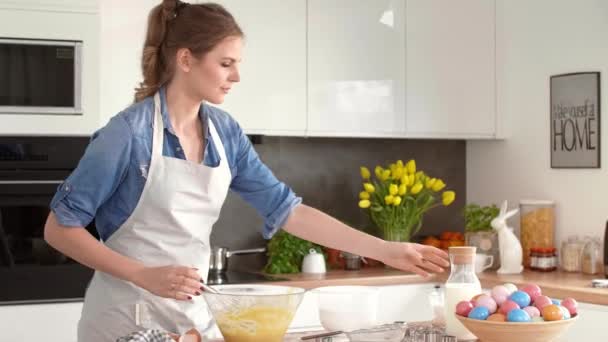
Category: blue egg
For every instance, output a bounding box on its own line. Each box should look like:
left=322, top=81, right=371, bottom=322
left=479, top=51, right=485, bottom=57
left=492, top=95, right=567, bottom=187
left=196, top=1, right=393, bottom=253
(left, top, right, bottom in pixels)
left=551, top=298, right=561, bottom=305
left=468, top=306, right=490, bottom=320
left=509, top=291, right=531, bottom=308
left=559, top=306, right=571, bottom=319
left=507, top=308, right=532, bottom=322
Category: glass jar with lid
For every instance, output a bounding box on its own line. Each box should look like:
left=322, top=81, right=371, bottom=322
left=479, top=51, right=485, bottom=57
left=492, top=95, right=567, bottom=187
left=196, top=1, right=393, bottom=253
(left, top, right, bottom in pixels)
left=519, top=200, right=555, bottom=268
left=581, top=236, right=603, bottom=275
left=537, top=247, right=557, bottom=272
left=561, top=236, right=584, bottom=272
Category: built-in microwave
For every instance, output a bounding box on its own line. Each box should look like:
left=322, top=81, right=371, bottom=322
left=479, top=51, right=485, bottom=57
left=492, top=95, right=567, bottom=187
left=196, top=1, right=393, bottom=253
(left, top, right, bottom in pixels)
left=0, top=38, right=82, bottom=115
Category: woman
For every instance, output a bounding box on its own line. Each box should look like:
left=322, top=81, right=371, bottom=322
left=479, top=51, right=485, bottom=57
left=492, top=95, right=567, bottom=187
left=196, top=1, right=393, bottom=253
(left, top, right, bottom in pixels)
left=44, top=1, right=450, bottom=340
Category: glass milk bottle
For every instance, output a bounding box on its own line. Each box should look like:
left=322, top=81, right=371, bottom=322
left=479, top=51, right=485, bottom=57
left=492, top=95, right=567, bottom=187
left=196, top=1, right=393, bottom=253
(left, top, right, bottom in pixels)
left=444, top=246, right=482, bottom=341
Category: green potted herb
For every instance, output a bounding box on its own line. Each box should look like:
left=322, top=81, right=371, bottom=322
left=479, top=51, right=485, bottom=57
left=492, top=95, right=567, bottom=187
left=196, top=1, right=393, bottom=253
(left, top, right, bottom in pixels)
left=263, top=230, right=325, bottom=274
left=463, top=203, right=500, bottom=269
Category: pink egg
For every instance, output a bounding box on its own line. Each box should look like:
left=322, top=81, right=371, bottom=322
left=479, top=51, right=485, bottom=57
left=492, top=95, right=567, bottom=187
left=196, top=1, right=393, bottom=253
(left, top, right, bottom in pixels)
left=498, top=300, right=520, bottom=315
left=475, top=294, right=498, bottom=314
left=561, top=298, right=578, bottom=316
left=491, top=285, right=510, bottom=305
left=523, top=306, right=541, bottom=318
left=534, top=295, right=553, bottom=310
left=521, top=283, right=542, bottom=303
left=455, top=300, right=474, bottom=317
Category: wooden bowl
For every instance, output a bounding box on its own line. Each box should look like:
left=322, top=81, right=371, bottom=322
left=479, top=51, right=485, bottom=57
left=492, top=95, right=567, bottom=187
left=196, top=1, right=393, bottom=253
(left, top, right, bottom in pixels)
left=456, top=315, right=578, bottom=342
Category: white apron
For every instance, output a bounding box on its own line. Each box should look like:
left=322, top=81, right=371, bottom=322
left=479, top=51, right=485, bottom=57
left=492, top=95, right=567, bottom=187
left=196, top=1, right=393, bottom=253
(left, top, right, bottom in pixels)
left=78, top=92, right=231, bottom=341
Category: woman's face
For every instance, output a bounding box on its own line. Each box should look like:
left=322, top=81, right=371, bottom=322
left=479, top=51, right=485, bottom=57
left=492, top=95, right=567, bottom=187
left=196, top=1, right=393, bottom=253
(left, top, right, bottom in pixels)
left=187, top=36, right=242, bottom=105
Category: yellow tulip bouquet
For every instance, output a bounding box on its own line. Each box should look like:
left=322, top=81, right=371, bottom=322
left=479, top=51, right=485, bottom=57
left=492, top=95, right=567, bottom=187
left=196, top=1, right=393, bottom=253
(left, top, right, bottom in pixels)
left=358, top=159, right=456, bottom=242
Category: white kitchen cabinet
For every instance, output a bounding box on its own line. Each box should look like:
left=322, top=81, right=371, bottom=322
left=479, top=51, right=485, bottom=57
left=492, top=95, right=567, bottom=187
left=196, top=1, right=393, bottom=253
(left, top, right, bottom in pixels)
left=99, top=0, right=158, bottom=126
left=306, top=0, right=407, bottom=137
left=405, top=0, right=496, bottom=138
left=213, top=0, right=307, bottom=136
left=100, top=0, right=307, bottom=136
left=98, top=0, right=496, bottom=139
left=1, top=302, right=82, bottom=342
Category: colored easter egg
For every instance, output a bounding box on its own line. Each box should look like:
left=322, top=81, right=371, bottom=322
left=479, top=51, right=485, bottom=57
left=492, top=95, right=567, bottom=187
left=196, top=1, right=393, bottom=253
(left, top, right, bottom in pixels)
left=542, top=304, right=564, bottom=321
left=456, top=300, right=474, bottom=317
left=509, top=290, right=531, bottom=308
left=520, top=283, right=542, bottom=302
left=507, top=308, right=531, bottom=322
left=498, top=300, right=520, bottom=315
left=551, top=298, right=561, bottom=306
left=561, top=297, right=578, bottom=316
left=468, top=306, right=490, bottom=320
left=487, top=313, right=507, bottom=322
left=503, top=283, right=518, bottom=294
left=475, top=294, right=498, bottom=314
left=491, top=285, right=510, bottom=305
left=559, top=306, right=571, bottom=319
left=523, top=306, right=541, bottom=318
left=532, top=316, right=545, bottom=323
left=534, top=295, right=553, bottom=310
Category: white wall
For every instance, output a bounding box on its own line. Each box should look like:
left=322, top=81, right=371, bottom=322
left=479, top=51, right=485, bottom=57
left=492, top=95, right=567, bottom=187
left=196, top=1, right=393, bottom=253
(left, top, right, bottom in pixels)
left=467, top=0, right=608, bottom=244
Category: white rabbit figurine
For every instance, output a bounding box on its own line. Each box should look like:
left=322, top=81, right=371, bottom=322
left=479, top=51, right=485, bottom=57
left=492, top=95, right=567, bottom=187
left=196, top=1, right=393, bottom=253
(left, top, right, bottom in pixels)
left=491, top=200, right=523, bottom=274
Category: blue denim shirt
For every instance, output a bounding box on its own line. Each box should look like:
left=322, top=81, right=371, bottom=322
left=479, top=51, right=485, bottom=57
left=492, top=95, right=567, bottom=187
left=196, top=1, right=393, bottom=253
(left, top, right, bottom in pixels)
left=50, top=87, right=301, bottom=240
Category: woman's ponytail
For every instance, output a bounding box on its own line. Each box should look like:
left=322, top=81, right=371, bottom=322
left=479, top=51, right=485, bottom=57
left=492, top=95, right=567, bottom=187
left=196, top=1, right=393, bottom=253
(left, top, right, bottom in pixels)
left=134, top=1, right=243, bottom=102
left=134, top=0, right=178, bottom=102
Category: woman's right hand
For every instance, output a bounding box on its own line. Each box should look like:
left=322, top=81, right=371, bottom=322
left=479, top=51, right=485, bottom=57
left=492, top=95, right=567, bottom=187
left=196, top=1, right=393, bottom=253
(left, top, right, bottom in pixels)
left=131, top=266, right=203, bottom=300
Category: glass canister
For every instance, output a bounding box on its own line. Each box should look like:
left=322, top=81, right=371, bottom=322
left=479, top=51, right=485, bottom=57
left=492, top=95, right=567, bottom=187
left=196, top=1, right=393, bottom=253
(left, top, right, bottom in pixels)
left=561, top=236, right=584, bottom=272
left=519, top=200, right=555, bottom=268
left=581, top=236, right=603, bottom=275
left=444, top=247, right=481, bottom=341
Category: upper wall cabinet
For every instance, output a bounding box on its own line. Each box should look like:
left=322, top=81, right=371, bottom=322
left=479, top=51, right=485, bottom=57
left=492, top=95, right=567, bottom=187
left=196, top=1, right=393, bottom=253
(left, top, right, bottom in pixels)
left=99, top=0, right=158, bottom=126
left=307, top=0, right=407, bottom=137
left=100, top=0, right=307, bottom=136
left=405, top=0, right=496, bottom=138
left=97, top=0, right=496, bottom=139
left=213, top=0, right=307, bottom=136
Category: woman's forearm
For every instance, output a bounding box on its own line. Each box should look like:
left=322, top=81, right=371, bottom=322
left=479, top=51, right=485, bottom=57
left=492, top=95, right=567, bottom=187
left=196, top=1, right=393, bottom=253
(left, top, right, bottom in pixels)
left=282, top=204, right=387, bottom=262
left=44, top=212, right=144, bottom=283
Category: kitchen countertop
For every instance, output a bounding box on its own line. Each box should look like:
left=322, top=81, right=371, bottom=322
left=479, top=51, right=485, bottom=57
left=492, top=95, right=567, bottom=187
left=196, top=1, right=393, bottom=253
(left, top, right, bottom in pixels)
left=266, top=268, right=608, bottom=305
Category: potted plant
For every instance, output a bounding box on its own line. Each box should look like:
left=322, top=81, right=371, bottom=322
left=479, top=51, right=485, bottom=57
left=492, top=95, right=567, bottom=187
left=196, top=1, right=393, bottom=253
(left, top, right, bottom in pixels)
left=263, top=230, right=325, bottom=274
left=357, top=159, right=456, bottom=242
left=463, top=203, right=501, bottom=269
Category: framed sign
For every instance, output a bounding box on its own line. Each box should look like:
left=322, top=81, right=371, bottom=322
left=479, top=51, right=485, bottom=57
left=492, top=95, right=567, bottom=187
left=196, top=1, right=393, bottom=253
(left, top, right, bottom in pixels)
left=550, top=72, right=601, bottom=168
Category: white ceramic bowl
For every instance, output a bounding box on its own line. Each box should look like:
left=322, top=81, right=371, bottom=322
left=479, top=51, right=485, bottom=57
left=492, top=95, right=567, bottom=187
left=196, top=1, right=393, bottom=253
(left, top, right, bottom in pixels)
left=313, top=286, right=380, bottom=332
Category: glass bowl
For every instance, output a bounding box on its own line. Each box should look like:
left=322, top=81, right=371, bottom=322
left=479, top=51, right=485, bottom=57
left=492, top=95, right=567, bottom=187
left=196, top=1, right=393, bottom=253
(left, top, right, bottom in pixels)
left=202, top=284, right=306, bottom=342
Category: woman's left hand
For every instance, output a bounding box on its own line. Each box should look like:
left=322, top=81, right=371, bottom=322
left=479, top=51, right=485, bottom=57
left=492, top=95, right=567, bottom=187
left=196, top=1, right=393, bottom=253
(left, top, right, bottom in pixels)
left=380, top=242, right=449, bottom=277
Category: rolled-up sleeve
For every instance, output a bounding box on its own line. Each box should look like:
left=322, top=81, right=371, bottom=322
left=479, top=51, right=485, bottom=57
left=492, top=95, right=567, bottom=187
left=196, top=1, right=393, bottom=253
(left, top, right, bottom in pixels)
left=50, top=115, right=132, bottom=228
left=228, top=124, right=302, bottom=239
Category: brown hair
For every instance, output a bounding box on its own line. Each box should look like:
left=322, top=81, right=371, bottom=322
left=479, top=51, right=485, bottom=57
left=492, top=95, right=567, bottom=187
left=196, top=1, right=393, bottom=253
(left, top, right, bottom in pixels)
left=134, top=0, right=243, bottom=102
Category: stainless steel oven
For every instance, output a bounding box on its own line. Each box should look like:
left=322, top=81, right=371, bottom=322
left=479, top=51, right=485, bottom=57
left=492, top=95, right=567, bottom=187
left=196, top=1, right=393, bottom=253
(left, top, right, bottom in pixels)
left=0, top=136, right=95, bottom=305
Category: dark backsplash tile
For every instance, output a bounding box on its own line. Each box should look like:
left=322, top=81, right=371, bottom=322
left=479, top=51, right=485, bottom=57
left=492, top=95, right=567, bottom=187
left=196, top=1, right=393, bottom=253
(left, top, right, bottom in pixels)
left=211, top=137, right=466, bottom=272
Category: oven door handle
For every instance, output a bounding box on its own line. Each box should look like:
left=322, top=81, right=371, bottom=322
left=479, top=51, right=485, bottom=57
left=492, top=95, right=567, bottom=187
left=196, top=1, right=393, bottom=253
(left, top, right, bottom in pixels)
left=0, top=180, right=64, bottom=185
